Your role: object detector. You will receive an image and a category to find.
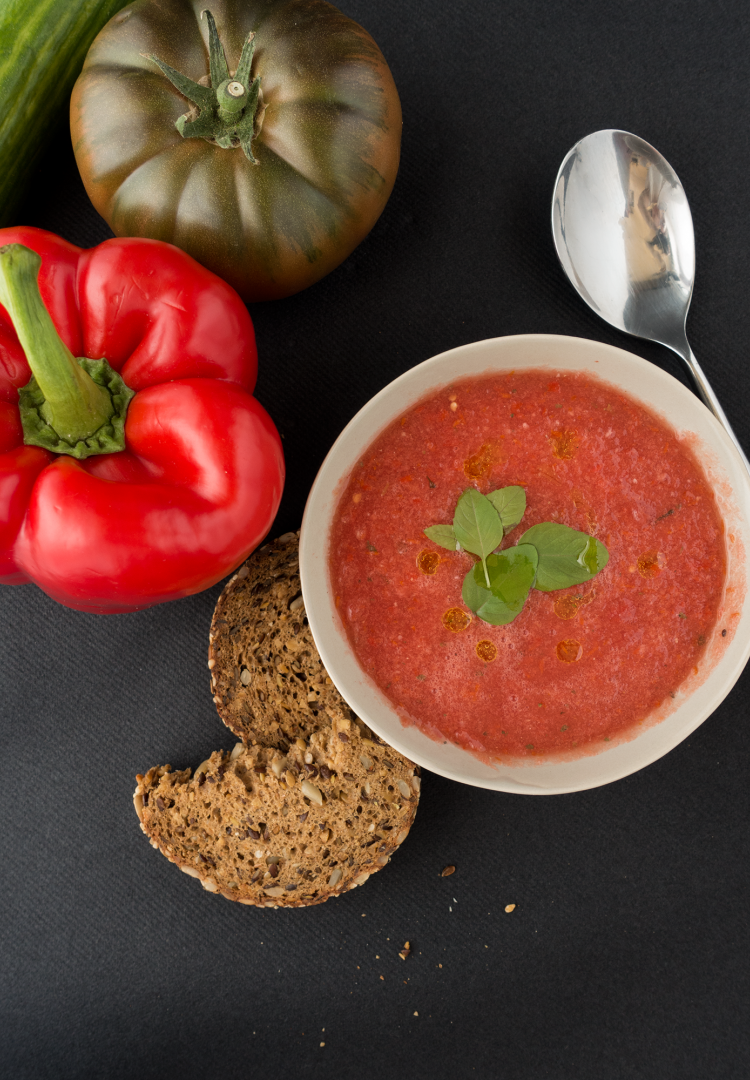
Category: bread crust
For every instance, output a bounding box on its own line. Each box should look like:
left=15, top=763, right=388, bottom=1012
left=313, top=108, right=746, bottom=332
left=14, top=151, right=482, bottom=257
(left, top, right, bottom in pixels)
left=135, top=709, right=420, bottom=907
left=135, top=533, right=421, bottom=907
left=208, top=531, right=347, bottom=747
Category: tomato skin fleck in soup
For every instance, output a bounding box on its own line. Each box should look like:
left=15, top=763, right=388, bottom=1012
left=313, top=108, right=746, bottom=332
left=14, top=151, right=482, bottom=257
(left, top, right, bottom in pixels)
left=328, top=370, right=727, bottom=760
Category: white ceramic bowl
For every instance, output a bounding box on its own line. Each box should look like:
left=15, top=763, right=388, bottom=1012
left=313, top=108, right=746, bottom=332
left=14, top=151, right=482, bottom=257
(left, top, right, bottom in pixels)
left=300, top=335, right=750, bottom=793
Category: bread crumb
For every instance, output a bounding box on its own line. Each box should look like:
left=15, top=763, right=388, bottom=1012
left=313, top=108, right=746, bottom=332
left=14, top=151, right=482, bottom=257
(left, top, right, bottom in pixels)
left=505, top=903, right=516, bottom=913
left=441, top=865, right=456, bottom=877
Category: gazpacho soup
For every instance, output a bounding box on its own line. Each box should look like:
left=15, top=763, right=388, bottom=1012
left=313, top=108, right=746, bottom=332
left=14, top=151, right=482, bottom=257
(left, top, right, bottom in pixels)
left=328, top=369, right=728, bottom=761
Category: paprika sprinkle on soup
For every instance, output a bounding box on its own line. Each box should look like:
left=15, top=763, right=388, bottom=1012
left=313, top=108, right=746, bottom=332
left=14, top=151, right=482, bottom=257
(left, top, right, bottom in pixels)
left=329, top=369, right=727, bottom=760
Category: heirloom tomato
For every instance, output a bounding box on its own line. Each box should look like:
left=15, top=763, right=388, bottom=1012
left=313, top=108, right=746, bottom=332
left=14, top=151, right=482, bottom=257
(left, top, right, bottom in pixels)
left=71, top=0, right=402, bottom=301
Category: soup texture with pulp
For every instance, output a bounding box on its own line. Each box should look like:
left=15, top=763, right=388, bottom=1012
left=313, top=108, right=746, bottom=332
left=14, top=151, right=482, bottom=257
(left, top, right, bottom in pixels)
left=329, top=370, right=727, bottom=760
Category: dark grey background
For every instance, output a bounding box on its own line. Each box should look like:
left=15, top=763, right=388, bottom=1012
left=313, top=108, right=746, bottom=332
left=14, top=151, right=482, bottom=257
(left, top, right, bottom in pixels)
left=2, top=1, right=749, bottom=1077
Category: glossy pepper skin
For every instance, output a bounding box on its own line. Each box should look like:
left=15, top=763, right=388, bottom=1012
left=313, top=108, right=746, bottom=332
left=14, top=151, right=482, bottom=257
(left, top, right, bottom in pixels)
left=0, top=226, right=284, bottom=613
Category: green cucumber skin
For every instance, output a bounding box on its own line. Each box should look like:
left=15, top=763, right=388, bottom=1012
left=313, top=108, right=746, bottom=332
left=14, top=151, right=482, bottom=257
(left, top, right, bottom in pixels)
left=0, top=0, right=126, bottom=227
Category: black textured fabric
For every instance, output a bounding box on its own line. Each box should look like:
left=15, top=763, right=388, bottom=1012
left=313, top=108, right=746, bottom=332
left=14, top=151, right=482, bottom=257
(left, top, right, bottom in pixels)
left=2, top=1, right=749, bottom=1077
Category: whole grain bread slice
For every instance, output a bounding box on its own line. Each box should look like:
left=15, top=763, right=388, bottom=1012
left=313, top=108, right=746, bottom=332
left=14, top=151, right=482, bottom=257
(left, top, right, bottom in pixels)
left=208, top=531, right=344, bottom=748
left=134, top=708, right=420, bottom=907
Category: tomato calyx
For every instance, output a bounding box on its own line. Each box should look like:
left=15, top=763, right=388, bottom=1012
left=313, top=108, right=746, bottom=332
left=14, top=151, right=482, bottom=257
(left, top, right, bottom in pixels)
left=147, top=10, right=262, bottom=162
left=0, top=244, right=133, bottom=459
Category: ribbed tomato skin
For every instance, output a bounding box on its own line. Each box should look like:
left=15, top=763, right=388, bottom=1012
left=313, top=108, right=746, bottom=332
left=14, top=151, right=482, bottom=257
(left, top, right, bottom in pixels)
left=71, top=0, right=402, bottom=301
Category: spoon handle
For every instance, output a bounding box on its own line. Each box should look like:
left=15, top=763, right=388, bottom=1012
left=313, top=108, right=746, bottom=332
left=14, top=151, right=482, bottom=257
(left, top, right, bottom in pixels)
left=674, top=342, right=750, bottom=474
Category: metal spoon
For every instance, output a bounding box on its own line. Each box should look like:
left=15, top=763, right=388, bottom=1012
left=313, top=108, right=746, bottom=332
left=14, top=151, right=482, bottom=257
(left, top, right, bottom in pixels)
left=552, top=128, right=749, bottom=472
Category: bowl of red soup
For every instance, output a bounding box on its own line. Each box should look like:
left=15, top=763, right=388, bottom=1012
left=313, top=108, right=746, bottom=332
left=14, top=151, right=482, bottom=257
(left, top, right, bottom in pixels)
left=299, top=335, right=750, bottom=793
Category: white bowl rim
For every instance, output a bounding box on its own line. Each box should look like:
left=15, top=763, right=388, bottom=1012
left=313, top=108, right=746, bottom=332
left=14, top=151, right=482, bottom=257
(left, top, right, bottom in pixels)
left=300, top=334, right=750, bottom=794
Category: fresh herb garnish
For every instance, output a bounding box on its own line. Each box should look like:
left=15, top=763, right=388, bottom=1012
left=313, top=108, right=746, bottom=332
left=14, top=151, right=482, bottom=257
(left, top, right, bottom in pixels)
left=461, top=546, right=538, bottom=625
left=453, top=488, right=506, bottom=587
left=423, top=523, right=459, bottom=551
left=485, top=485, right=526, bottom=531
left=424, top=486, right=608, bottom=625
left=517, top=522, right=608, bottom=591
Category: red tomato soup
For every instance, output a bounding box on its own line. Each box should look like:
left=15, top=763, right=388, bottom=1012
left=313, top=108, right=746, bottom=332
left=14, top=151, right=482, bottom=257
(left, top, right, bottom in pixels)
left=328, top=370, right=727, bottom=760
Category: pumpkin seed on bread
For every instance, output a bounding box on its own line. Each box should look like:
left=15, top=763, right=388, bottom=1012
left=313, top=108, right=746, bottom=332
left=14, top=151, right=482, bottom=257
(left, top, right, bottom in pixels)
left=208, top=531, right=345, bottom=748
left=134, top=708, right=420, bottom=907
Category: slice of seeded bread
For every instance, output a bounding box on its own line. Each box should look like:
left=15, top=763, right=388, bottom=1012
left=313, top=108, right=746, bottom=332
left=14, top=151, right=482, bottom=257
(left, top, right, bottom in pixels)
left=208, top=531, right=355, bottom=748
left=134, top=709, right=420, bottom=907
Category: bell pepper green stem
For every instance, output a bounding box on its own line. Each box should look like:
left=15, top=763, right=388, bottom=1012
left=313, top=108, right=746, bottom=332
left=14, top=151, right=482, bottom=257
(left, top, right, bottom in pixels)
left=0, top=244, right=114, bottom=443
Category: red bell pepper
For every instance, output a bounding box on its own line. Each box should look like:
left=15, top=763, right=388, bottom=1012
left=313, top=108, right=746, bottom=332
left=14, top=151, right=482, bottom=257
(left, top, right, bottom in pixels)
left=0, top=226, right=284, bottom=613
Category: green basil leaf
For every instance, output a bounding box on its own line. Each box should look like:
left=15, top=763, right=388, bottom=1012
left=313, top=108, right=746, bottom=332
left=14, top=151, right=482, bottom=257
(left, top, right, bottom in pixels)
left=423, top=524, right=458, bottom=551
left=519, top=522, right=609, bottom=591
left=452, top=489, right=505, bottom=562
left=462, top=546, right=538, bottom=625
left=474, top=593, right=524, bottom=626
left=579, top=534, right=609, bottom=575
left=476, top=545, right=538, bottom=600
left=462, top=567, right=516, bottom=624
left=461, top=565, right=491, bottom=612
left=486, top=486, right=526, bottom=532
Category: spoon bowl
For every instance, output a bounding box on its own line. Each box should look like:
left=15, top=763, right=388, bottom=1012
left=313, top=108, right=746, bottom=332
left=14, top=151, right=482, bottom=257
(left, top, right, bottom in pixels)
left=553, top=129, right=749, bottom=472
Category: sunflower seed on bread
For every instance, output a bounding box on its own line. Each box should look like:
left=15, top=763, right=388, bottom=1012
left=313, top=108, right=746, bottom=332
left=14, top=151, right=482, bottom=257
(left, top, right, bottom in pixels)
left=134, top=708, right=420, bottom=907
left=208, top=531, right=348, bottom=747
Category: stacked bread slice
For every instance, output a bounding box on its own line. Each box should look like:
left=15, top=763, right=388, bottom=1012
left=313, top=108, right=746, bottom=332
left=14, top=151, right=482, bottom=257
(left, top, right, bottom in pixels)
left=135, top=532, right=420, bottom=907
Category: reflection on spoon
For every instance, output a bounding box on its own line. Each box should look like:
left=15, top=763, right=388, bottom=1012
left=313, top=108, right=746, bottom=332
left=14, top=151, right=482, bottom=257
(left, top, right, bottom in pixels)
left=620, top=148, right=671, bottom=283
left=552, top=129, right=749, bottom=474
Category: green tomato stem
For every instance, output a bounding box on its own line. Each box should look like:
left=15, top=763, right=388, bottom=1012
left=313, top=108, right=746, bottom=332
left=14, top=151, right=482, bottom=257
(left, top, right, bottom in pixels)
left=217, top=78, right=248, bottom=122
left=149, top=12, right=261, bottom=163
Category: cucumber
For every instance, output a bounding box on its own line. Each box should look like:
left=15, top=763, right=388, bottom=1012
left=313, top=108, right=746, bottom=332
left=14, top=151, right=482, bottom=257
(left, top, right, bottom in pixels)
left=0, top=0, right=126, bottom=227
